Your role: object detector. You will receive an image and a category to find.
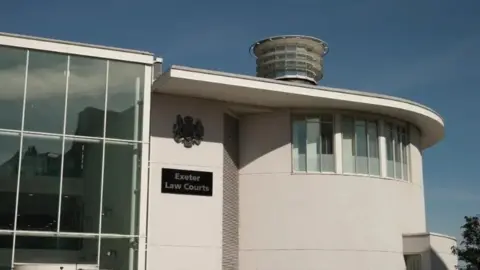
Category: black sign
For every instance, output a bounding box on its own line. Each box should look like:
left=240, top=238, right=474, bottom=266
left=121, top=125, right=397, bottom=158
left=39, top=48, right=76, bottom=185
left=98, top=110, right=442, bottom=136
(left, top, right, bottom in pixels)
left=161, top=168, right=213, bottom=197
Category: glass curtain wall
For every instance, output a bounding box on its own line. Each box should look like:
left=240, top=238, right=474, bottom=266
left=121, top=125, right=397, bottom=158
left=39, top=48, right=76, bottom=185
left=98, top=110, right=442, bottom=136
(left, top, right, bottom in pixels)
left=0, top=45, right=148, bottom=270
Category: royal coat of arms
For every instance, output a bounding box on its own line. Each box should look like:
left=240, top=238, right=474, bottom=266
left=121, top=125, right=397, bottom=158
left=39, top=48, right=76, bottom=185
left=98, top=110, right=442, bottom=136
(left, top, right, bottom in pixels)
left=173, top=114, right=204, bottom=148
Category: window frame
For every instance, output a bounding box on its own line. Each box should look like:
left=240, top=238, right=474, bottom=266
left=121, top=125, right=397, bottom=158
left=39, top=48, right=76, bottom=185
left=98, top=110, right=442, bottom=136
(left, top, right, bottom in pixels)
left=384, top=122, right=410, bottom=181
left=291, top=110, right=413, bottom=182
left=291, top=113, right=336, bottom=174
left=340, top=114, right=381, bottom=177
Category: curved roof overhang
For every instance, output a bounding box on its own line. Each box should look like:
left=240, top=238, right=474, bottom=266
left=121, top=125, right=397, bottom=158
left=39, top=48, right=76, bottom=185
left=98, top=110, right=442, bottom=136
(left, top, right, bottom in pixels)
left=152, top=66, right=444, bottom=150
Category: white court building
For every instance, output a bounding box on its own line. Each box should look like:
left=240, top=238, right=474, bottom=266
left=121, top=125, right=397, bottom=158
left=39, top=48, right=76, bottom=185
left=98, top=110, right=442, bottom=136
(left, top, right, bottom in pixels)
left=0, top=32, right=457, bottom=270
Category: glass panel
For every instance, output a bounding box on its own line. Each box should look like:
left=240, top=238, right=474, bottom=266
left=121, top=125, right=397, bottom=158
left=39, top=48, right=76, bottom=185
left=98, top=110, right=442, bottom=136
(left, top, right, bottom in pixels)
left=0, top=133, right=21, bottom=231
left=99, top=237, right=137, bottom=270
left=105, top=61, right=145, bottom=141
left=61, top=137, right=103, bottom=234
left=367, top=121, right=380, bottom=176
left=401, top=129, right=409, bottom=181
left=17, top=135, right=62, bottom=233
left=320, top=120, right=334, bottom=172
left=355, top=120, right=368, bottom=174
left=292, top=120, right=306, bottom=171
left=101, top=142, right=141, bottom=235
left=394, top=128, right=402, bottom=179
left=13, top=235, right=97, bottom=265
left=342, top=116, right=354, bottom=173
left=385, top=124, right=395, bottom=178
left=306, top=118, right=320, bottom=172
left=0, top=134, right=20, bottom=269
left=23, top=50, right=68, bottom=134
left=66, top=55, right=107, bottom=137
left=0, top=231, right=13, bottom=269
left=0, top=46, right=26, bottom=130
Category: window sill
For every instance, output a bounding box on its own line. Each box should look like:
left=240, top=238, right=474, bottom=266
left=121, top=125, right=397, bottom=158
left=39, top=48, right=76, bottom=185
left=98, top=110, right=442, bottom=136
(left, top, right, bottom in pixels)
left=291, top=171, right=410, bottom=182
left=292, top=171, right=337, bottom=175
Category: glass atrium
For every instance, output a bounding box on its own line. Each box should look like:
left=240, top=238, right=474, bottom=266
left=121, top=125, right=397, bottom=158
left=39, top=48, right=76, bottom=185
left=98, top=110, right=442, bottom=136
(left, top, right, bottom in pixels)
left=0, top=41, right=150, bottom=270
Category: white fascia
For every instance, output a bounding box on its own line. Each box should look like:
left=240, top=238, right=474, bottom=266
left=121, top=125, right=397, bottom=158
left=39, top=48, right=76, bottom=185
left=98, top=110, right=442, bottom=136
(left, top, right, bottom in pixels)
left=0, top=32, right=155, bottom=64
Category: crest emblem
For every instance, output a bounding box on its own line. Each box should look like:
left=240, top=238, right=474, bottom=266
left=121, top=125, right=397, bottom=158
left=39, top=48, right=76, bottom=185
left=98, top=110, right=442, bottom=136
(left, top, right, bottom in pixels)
left=173, top=114, right=204, bottom=148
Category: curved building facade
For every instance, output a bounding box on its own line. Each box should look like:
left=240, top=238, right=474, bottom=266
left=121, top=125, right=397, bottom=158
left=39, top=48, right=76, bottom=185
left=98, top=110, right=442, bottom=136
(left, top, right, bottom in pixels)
left=0, top=32, right=456, bottom=270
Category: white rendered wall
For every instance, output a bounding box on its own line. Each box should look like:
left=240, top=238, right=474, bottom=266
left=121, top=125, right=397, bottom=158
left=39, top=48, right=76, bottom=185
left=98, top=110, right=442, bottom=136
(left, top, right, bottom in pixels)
left=238, top=110, right=427, bottom=270
left=147, top=94, right=226, bottom=270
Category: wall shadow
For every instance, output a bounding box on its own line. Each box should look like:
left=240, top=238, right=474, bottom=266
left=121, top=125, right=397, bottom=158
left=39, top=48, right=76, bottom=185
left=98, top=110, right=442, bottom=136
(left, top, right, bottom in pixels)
left=430, top=248, right=450, bottom=270
left=237, top=110, right=291, bottom=171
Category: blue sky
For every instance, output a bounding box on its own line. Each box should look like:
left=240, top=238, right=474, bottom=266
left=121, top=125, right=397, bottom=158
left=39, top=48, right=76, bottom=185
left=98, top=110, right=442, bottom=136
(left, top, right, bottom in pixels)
left=1, top=0, right=479, bottom=240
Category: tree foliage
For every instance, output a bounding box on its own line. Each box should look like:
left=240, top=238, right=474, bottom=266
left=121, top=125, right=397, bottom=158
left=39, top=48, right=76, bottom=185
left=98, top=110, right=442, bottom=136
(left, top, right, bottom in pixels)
left=452, top=216, right=480, bottom=270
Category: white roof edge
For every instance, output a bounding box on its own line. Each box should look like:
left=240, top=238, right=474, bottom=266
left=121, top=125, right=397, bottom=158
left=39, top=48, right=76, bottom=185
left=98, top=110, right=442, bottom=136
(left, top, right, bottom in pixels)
left=403, top=232, right=457, bottom=241
left=169, top=65, right=443, bottom=123
left=155, top=65, right=444, bottom=149
left=0, top=32, right=157, bottom=64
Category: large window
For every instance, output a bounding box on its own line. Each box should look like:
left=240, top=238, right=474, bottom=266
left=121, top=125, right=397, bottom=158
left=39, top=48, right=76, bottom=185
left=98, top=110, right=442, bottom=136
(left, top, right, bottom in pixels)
left=341, top=116, right=380, bottom=176
left=0, top=44, right=148, bottom=270
left=386, top=123, right=409, bottom=180
left=292, top=115, right=334, bottom=172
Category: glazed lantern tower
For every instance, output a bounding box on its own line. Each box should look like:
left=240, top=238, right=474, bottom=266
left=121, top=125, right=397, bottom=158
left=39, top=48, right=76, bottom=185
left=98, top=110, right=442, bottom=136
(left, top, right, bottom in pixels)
left=250, top=35, right=329, bottom=85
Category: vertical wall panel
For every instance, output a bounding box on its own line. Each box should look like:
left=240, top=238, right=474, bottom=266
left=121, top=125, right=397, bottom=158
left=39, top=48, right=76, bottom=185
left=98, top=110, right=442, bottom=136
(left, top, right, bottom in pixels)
left=222, top=113, right=239, bottom=270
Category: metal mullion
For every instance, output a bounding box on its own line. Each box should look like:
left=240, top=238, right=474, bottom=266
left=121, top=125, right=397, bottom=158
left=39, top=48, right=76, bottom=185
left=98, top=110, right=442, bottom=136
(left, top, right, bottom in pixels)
left=14, top=230, right=100, bottom=238
left=0, top=130, right=21, bottom=137
left=405, top=129, right=410, bottom=181
left=0, top=128, right=23, bottom=134
left=366, top=120, right=370, bottom=175
left=303, top=116, right=307, bottom=172
left=353, top=117, right=357, bottom=173
left=97, top=60, right=110, bottom=267
left=137, top=64, right=152, bottom=270
left=102, top=139, right=138, bottom=146
left=57, top=55, right=70, bottom=233
left=11, top=49, right=29, bottom=267
left=318, top=117, right=322, bottom=172
left=128, top=77, right=141, bottom=270
left=392, top=127, right=397, bottom=179
left=376, top=121, right=380, bottom=176
left=399, top=129, right=404, bottom=180
left=103, top=137, right=144, bottom=144
left=19, top=132, right=62, bottom=139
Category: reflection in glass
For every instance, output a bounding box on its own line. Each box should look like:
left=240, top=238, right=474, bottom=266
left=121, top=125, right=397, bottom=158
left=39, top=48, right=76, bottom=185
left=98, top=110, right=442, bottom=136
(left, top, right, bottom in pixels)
left=306, top=118, right=320, bottom=171
left=293, top=116, right=334, bottom=172
left=292, top=120, right=306, bottom=171
left=17, top=136, right=63, bottom=232
left=0, top=134, right=21, bottom=231
left=106, top=61, right=145, bottom=141
left=101, top=143, right=140, bottom=235
left=341, top=116, right=355, bottom=173
left=100, top=237, right=137, bottom=270
left=0, top=46, right=26, bottom=130
left=66, top=56, right=107, bottom=137
left=394, top=128, right=402, bottom=179
left=0, top=231, right=12, bottom=269
left=60, top=138, right=103, bottom=233
left=355, top=120, right=368, bottom=174
left=386, top=124, right=395, bottom=178
left=13, top=235, right=97, bottom=265
left=0, top=133, right=19, bottom=269
left=23, top=50, right=68, bottom=134
left=367, top=121, right=380, bottom=176
left=402, top=131, right=409, bottom=181
left=320, top=117, right=334, bottom=172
